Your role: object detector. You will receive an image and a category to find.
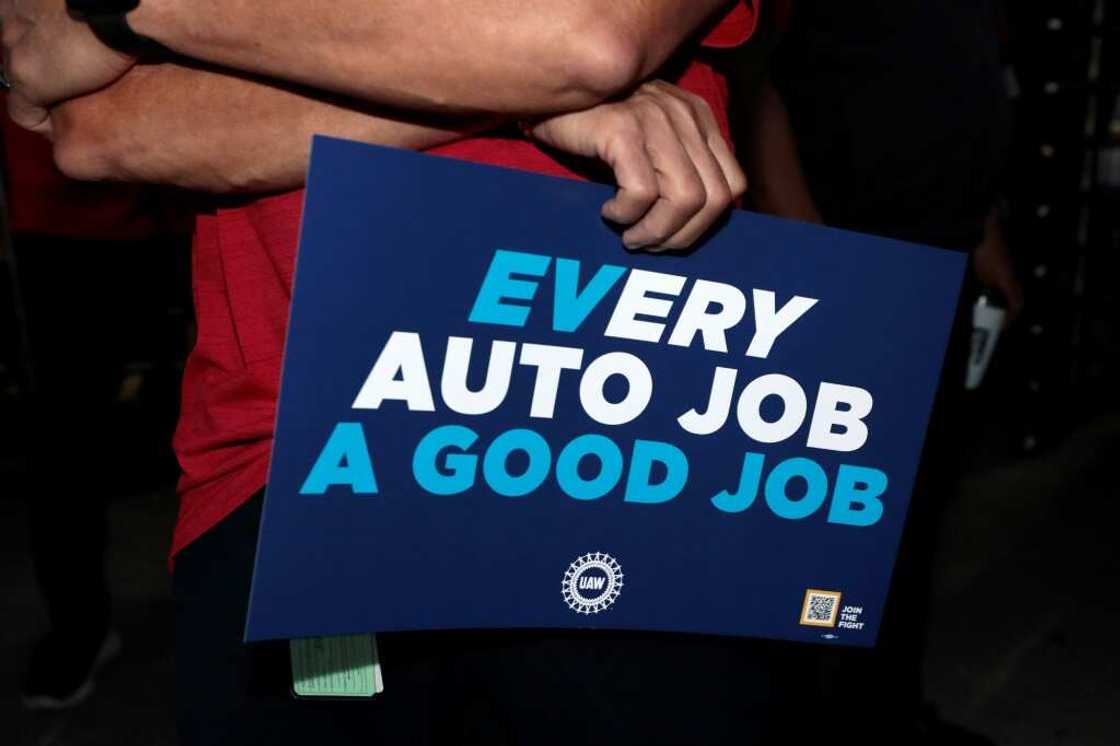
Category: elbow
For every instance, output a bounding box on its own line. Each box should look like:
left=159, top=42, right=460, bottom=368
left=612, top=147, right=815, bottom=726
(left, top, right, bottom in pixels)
left=555, top=24, right=646, bottom=107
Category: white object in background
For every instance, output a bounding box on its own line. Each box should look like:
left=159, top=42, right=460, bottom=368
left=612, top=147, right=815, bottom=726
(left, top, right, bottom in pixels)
left=966, top=295, right=1006, bottom=391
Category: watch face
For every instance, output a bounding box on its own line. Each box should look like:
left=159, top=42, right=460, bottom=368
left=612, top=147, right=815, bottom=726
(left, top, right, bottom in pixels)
left=67, top=0, right=140, bottom=14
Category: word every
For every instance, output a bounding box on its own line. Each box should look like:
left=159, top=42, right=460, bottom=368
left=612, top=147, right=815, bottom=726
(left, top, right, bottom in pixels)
left=469, top=249, right=819, bottom=359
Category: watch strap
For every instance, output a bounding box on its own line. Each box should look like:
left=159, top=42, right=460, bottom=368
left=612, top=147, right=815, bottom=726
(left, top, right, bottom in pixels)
left=83, top=12, right=166, bottom=55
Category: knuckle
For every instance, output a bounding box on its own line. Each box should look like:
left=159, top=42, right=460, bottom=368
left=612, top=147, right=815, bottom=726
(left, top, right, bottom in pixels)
left=708, top=183, right=734, bottom=213
left=665, top=92, right=696, bottom=120
left=729, top=171, right=749, bottom=199
left=635, top=96, right=671, bottom=125
left=8, top=54, right=40, bottom=96
left=688, top=92, right=714, bottom=116
left=6, top=50, right=30, bottom=87
left=666, top=180, right=706, bottom=214
left=628, top=179, right=659, bottom=206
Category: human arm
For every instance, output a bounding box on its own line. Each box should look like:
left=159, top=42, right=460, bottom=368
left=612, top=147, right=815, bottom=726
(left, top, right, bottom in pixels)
left=47, top=62, right=478, bottom=192
left=6, top=0, right=742, bottom=118
left=124, top=0, right=740, bottom=115
left=48, top=65, right=745, bottom=248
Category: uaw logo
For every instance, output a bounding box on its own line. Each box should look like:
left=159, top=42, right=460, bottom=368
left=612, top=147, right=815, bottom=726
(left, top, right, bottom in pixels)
left=562, top=552, right=623, bottom=615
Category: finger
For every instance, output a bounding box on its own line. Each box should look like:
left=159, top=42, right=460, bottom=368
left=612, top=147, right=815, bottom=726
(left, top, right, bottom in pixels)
left=685, top=89, right=748, bottom=199
left=7, top=88, right=49, bottom=133
left=654, top=91, right=735, bottom=249
left=621, top=102, right=706, bottom=251
left=599, top=123, right=660, bottom=225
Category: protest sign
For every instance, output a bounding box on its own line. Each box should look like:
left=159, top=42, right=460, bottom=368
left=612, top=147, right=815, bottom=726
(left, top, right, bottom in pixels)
left=246, top=137, right=965, bottom=646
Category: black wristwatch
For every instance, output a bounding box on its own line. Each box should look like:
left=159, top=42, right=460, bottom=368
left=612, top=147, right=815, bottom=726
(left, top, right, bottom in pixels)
left=66, top=0, right=163, bottom=54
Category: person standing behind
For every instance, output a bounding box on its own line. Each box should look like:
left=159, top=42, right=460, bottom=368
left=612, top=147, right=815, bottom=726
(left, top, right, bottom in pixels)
left=737, top=1, right=1017, bottom=743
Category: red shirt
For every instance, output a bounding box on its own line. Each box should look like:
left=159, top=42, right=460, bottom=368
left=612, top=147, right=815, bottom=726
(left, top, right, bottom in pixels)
left=172, top=2, right=757, bottom=556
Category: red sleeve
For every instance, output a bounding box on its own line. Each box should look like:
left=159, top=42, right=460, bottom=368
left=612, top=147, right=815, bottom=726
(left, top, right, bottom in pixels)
left=700, top=0, right=758, bottom=49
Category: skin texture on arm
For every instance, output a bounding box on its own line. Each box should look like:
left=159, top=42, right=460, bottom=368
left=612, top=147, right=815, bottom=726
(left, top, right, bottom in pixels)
left=4, top=0, right=747, bottom=248
left=49, top=65, right=746, bottom=249
left=49, top=62, right=476, bottom=192
left=127, top=0, right=736, bottom=114
left=741, top=77, right=822, bottom=223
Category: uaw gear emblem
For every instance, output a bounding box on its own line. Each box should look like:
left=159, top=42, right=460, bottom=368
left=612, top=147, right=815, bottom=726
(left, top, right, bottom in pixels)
left=562, top=552, right=624, bottom=615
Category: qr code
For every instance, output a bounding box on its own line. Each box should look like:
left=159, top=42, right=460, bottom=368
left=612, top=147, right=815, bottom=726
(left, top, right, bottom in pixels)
left=799, top=589, right=842, bottom=627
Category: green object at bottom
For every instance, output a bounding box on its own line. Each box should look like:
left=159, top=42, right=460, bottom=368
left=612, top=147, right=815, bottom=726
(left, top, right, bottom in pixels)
left=290, top=634, right=383, bottom=698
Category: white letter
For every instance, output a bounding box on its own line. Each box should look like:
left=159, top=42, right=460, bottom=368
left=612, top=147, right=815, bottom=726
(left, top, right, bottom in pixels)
left=678, top=366, right=738, bottom=435
left=519, top=343, right=585, bottom=419
left=441, top=337, right=517, bottom=416
left=746, top=290, right=818, bottom=359
left=667, top=280, right=747, bottom=353
left=807, top=382, right=873, bottom=452
left=604, top=269, right=687, bottom=344
left=352, top=331, right=435, bottom=411
left=580, top=352, right=653, bottom=426
left=736, top=374, right=808, bottom=443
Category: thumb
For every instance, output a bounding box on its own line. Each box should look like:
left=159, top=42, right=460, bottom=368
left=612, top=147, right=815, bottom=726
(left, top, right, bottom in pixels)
left=528, top=110, right=601, bottom=159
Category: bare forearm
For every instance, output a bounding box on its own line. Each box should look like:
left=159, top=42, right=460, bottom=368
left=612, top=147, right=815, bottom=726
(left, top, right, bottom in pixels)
left=50, top=63, right=474, bottom=192
left=743, top=78, right=822, bottom=223
left=128, top=0, right=733, bottom=115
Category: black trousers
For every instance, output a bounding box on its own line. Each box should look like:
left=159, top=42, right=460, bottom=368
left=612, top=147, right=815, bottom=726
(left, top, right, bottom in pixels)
left=174, top=491, right=787, bottom=746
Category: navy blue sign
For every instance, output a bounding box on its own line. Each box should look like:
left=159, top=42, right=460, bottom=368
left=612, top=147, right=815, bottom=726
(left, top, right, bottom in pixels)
left=246, top=137, right=966, bottom=646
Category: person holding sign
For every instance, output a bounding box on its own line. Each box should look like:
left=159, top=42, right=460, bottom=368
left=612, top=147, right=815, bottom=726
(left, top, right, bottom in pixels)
left=2, top=0, right=772, bottom=743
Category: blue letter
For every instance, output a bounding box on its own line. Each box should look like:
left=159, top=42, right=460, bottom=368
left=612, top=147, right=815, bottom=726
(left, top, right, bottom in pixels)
left=413, top=425, right=479, bottom=495
left=764, top=457, right=828, bottom=520
left=483, top=429, right=552, bottom=497
left=711, top=452, right=765, bottom=513
left=556, top=434, right=624, bottom=501
left=828, top=466, right=887, bottom=527
left=300, top=423, right=378, bottom=495
left=624, top=440, right=689, bottom=505
left=468, top=250, right=551, bottom=327
left=552, top=259, right=626, bottom=333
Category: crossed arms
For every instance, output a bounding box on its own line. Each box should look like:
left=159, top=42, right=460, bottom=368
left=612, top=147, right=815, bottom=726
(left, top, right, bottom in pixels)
left=3, top=0, right=748, bottom=249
